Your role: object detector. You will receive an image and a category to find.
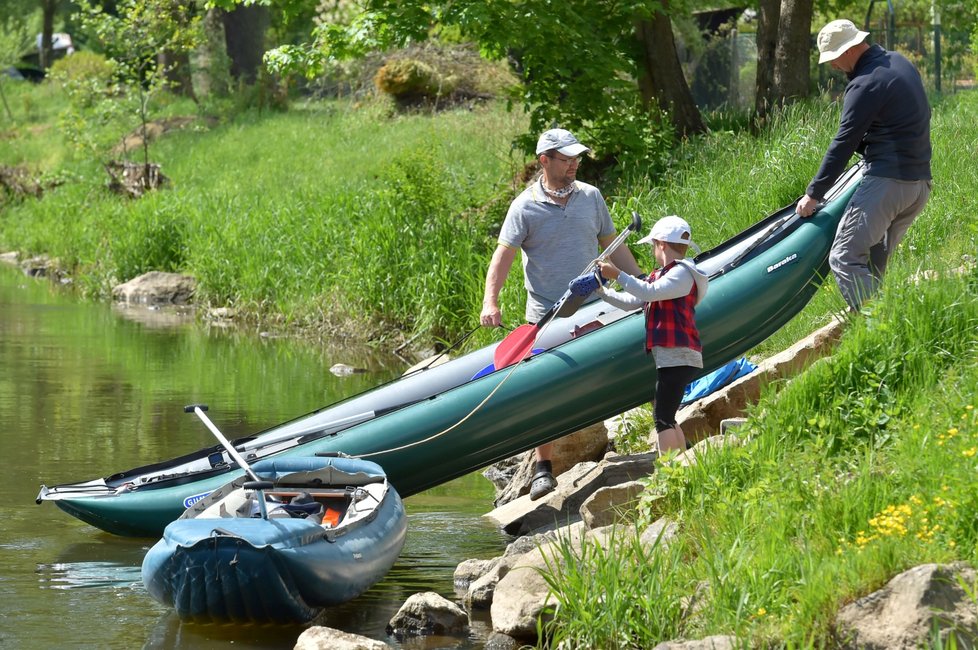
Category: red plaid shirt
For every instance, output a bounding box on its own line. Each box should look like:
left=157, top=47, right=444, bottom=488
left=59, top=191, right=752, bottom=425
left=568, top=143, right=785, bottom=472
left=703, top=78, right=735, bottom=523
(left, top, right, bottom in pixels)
left=643, top=262, right=701, bottom=353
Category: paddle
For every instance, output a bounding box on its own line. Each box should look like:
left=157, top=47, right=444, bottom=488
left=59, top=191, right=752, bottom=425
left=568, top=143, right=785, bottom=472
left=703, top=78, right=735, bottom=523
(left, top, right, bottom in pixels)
left=184, top=404, right=272, bottom=519
left=493, top=211, right=643, bottom=370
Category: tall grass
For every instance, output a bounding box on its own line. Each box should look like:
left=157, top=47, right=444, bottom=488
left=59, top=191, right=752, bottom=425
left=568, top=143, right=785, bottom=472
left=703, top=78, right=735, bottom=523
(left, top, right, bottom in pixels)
left=1, top=81, right=976, bottom=355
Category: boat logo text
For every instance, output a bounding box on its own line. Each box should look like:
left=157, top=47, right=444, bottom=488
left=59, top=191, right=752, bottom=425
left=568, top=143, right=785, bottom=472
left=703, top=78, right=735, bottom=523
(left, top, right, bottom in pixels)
left=767, top=253, right=798, bottom=274
left=184, top=491, right=211, bottom=508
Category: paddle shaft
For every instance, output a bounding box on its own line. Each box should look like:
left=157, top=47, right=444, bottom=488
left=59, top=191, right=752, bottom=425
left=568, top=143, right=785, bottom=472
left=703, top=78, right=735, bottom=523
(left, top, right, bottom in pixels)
left=493, top=212, right=642, bottom=369
left=184, top=404, right=262, bottom=483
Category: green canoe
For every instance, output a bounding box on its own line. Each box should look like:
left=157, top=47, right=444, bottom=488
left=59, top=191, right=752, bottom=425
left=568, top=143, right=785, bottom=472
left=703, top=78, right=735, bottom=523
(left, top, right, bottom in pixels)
left=37, top=163, right=864, bottom=537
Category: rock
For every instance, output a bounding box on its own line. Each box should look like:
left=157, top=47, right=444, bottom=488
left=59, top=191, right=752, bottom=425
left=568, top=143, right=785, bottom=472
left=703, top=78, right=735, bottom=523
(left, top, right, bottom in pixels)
left=580, top=479, right=647, bottom=530
left=206, top=307, right=236, bottom=320
left=0, top=251, right=19, bottom=266
left=485, top=452, right=656, bottom=537
left=386, top=591, right=468, bottom=638
left=21, top=255, right=54, bottom=278
left=330, top=363, right=368, bottom=377
left=462, top=533, right=553, bottom=610
left=454, top=557, right=498, bottom=591
left=112, top=271, right=196, bottom=305
left=484, top=631, right=520, bottom=649
left=490, top=521, right=672, bottom=642
left=719, top=417, right=748, bottom=435
left=835, top=563, right=978, bottom=649
left=487, top=421, right=609, bottom=506
left=293, top=626, right=389, bottom=650
left=677, top=317, right=844, bottom=442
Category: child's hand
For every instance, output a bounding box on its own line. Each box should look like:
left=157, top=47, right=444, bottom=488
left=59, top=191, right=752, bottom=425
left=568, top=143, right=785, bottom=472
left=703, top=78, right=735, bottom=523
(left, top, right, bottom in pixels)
left=597, top=261, right=620, bottom=281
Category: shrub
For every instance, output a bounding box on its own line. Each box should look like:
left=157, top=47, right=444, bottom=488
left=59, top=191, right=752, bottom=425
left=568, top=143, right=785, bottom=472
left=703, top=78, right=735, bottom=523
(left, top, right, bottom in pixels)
left=374, top=57, right=448, bottom=103
left=48, top=51, right=115, bottom=89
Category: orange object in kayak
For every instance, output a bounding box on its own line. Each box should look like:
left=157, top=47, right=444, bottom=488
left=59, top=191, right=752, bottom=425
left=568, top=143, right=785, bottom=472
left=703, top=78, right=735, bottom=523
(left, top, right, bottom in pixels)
left=323, top=507, right=341, bottom=528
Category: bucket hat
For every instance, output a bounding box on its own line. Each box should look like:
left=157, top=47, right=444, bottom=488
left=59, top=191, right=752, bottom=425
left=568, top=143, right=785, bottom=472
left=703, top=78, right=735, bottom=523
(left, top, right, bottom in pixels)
left=817, top=19, right=869, bottom=64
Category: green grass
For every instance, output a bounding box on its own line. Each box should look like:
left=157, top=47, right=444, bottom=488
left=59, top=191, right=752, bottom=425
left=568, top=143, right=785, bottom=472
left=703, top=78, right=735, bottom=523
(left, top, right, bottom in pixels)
left=542, top=264, right=978, bottom=647
left=1, top=81, right=976, bottom=359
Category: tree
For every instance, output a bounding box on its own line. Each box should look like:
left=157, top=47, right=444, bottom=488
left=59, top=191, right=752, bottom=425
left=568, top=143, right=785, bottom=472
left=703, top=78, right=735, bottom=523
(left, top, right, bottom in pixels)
left=0, top=13, right=35, bottom=120
left=39, top=0, right=57, bottom=68
left=773, top=0, right=815, bottom=103
left=71, top=0, right=200, bottom=181
left=753, top=0, right=781, bottom=127
left=635, top=1, right=705, bottom=137
left=265, top=0, right=705, bottom=167
left=219, top=2, right=268, bottom=84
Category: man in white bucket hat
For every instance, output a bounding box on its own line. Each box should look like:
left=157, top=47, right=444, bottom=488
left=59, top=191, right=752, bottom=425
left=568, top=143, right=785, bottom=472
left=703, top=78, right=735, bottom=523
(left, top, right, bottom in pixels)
left=480, top=127, right=641, bottom=500
left=796, top=19, right=931, bottom=311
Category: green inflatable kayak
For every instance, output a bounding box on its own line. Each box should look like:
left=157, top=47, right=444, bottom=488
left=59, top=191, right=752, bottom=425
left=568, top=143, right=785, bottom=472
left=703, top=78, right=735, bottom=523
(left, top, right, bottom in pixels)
left=37, top=163, right=864, bottom=537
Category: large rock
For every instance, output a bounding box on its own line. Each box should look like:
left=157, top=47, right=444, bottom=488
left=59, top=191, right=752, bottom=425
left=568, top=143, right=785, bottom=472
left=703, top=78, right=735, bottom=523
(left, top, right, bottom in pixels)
left=386, top=591, right=468, bottom=638
left=485, top=452, right=656, bottom=537
left=835, top=563, right=978, bottom=649
left=580, top=479, right=647, bottom=530
left=294, top=626, right=389, bottom=650
left=677, top=317, right=844, bottom=442
left=485, top=421, right=609, bottom=506
left=490, top=520, right=678, bottom=642
left=112, top=271, right=196, bottom=305
left=462, top=533, right=556, bottom=609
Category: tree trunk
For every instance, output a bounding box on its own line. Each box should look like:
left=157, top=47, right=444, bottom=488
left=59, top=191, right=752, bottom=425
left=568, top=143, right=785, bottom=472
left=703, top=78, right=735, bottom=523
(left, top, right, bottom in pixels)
left=772, top=0, right=814, bottom=106
left=634, top=5, right=706, bottom=138
left=753, top=0, right=780, bottom=128
left=40, top=0, right=56, bottom=69
left=220, top=3, right=269, bottom=85
left=159, top=51, right=196, bottom=100
left=192, top=8, right=232, bottom=98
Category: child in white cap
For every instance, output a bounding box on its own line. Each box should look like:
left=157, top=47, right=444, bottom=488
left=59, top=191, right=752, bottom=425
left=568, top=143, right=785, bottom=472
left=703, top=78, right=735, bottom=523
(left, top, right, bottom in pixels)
left=595, top=216, right=709, bottom=455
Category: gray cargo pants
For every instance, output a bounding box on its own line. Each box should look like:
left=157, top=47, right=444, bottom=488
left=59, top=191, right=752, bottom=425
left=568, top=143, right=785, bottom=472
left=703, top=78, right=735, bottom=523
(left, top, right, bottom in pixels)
left=829, top=175, right=932, bottom=311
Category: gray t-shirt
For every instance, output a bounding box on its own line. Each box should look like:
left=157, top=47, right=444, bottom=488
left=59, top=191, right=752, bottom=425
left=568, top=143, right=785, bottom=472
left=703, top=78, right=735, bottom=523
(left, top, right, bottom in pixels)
left=499, top=179, right=615, bottom=322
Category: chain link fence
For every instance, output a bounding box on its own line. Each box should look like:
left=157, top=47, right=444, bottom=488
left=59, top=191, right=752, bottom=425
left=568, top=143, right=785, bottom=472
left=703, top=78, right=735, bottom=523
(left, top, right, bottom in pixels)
left=682, top=23, right=975, bottom=112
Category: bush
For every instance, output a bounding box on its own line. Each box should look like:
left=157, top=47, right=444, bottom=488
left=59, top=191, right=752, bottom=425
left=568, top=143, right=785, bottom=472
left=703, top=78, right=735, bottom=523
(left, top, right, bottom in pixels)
left=371, top=42, right=516, bottom=109
left=48, top=51, right=115, bottom=89
left=374, top=58, right=449, bottom=103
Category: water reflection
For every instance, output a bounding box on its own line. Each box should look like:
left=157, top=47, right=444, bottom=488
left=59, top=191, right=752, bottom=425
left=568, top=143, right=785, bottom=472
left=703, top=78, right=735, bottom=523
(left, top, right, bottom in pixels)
left=1, top=268, right=509, bottom=650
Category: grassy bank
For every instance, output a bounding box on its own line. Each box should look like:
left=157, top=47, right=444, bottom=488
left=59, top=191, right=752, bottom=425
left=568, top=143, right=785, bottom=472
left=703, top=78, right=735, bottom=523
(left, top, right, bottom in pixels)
left=1, top=83, right=976, bottom=359
left=545, top=261, right=978, bottom=647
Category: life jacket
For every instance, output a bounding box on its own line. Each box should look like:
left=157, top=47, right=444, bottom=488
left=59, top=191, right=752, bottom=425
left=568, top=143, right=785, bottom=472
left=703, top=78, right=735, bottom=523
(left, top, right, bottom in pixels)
left=643, top=261, right=702, bottom=353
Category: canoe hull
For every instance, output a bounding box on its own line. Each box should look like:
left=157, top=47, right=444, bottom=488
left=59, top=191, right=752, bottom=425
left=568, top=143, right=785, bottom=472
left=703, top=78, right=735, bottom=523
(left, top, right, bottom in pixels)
left=141, top=459, right=408, bottom=623
left=42, top=165, right=865, bottom=537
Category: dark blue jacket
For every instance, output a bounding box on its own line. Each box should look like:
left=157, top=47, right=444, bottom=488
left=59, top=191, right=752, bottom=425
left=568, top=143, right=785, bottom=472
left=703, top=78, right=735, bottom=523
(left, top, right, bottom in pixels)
left=807, top=44, right=931, bottom=201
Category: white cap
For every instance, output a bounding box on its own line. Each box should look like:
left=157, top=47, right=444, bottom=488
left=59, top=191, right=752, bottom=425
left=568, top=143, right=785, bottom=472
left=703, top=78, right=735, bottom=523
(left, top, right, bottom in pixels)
left=535, top=129, right=590, bottom=156
left=817, top=19, right=869, bottom=64
left=637, top=215, right=696, bottom=248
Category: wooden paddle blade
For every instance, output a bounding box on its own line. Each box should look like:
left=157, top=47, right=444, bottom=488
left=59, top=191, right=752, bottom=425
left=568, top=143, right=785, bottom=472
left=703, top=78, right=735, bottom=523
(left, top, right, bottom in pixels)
left=493, top=323, right=539, bottom=369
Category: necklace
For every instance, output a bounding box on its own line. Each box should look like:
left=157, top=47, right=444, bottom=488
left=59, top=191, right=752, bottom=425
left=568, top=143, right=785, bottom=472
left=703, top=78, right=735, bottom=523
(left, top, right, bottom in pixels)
left=542, top=181, right=575, bottom=199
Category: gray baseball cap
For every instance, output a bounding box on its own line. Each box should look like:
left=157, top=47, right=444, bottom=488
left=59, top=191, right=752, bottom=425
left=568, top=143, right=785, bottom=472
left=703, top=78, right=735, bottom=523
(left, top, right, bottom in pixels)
left=535, top=129, right=590, bottom=156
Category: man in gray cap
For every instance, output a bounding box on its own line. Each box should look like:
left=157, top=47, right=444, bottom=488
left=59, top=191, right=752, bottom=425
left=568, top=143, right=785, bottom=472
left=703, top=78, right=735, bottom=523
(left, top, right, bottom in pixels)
left=796, top=19, right=931, bottom=311
left=480, top=127, right=641, bottom=500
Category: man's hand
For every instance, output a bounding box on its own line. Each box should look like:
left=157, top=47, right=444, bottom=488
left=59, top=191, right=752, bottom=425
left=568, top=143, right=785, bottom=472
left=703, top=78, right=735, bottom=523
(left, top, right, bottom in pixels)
left=480, top=304, right=502, bottom=327
left=796, top=194, right=820, bottom=217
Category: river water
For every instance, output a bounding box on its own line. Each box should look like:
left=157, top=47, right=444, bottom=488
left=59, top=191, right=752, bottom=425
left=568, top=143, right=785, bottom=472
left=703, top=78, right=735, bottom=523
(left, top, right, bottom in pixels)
left=0, top=266, right=509, bottom=649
